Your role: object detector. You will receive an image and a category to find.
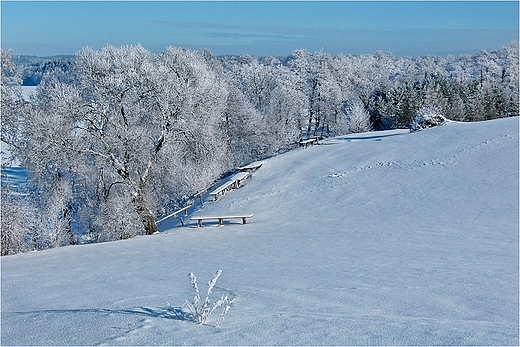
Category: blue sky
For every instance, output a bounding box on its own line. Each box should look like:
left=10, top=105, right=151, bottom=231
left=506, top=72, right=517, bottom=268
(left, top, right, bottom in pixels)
left=1, top=1, right=518, bottom=57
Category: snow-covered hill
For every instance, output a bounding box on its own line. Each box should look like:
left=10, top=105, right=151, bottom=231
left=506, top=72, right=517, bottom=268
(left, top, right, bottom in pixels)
left=2, top=118, right=518, bottom=345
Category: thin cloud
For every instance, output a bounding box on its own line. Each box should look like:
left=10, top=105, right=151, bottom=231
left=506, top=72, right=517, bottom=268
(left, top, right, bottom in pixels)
left=152, top=20, right=519, bottom=56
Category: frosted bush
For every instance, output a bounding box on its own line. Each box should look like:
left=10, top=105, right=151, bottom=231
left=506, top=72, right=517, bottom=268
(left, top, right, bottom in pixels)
left=344, top=101, right=372, bottom=134
left=409, top=107, right=449, bottom=132
left=183, top=269, right=235, bottom=326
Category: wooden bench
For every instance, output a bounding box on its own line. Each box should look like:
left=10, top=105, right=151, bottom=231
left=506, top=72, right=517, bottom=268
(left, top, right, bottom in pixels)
left=299, top=137, right=319, bottom=148
left=209, top=172, right=250, bottom=201
left=237, top=162, right=263, bottom=172
left=209, top=180, right=236, bottom=201
left=190, top=214, right=254, bottom=227
left=156, top=204, right=193, bottom=226
left=230, top=171, right=249, bottom=188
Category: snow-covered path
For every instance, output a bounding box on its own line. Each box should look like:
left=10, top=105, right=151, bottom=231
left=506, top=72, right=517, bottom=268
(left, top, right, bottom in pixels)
left=2, top=118, right=518, bottom=345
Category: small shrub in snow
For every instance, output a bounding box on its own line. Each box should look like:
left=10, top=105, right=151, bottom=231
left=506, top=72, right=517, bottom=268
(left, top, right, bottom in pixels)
left=183, top=269, right=235, bottom=326
left=409, top=107, right=449, bottom=132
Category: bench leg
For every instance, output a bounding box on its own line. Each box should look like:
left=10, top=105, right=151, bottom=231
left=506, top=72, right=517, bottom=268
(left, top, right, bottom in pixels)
left=197, top=219, right=202, bottom=228
left=242, top=217, right=247, bottom=224
left=218, top=218, right=223, bottom=226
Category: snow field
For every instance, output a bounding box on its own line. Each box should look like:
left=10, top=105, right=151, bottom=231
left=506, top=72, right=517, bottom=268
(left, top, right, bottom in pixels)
left=1, top=117, right=518, bottom=345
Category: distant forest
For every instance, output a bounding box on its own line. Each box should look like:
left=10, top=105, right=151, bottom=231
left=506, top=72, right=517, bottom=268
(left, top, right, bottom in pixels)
left=13, top=55, right=75, bottom=86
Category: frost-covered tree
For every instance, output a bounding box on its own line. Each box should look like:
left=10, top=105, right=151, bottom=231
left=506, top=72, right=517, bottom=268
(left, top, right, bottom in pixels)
left=344, top=101, right=372, bottom=133
left=287, top=50, right=346, bottom=137
left=225, top=55, right=306, bottom=158
left=16, top=74, right=86, bottom=245
left=1, top=49, right=24, bottom=163
left=500, top=41, right=519, bottom=97
left=17, top=45, right=231, bottom=241
left=1, top=50, right=39, bottom=254
left=1, top=185, right=39, bottom=255
left=267, top=64, right=307, bottom=146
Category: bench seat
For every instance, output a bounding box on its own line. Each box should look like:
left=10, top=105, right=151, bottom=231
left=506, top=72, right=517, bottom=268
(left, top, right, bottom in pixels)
left=209, top=180, right=236, bottom=200
left=237, top=162, right=263, bottom=172
left=299, top=137, right=318, bottom=148
left=190, top=214, right=254, bottom=227
left=209, top=172, right=250, bottom=201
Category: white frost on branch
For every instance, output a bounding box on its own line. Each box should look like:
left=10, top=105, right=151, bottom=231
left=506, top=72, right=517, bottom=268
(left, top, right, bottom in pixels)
left=183, top=269, right=235, bottom=326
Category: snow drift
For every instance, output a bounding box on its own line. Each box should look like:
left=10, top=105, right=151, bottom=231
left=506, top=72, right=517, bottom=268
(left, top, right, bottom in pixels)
left=1, top=118, right=518, bottom=345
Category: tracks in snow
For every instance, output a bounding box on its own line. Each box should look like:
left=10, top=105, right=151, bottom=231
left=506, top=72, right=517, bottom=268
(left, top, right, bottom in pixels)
left=327, top=134, right=515, bottom=179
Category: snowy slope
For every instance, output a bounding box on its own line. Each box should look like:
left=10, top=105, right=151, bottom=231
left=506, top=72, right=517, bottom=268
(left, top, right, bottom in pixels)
left=1, top=118, right=518, bottom=346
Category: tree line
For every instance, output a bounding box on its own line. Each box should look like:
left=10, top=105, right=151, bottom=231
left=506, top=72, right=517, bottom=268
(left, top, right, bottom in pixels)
left=1, top=41, right=518, bottom=255
left=12, top=54, right=74, bottom=86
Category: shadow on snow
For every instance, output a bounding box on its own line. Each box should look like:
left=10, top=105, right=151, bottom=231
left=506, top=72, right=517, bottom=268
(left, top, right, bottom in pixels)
left=336, top=132, right=405, bottom=142
left=7, top=306, right=195, bottom=322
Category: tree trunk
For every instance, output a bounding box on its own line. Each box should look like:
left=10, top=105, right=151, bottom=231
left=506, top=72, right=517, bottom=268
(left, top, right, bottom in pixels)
left=63, top=203, right=76, bottom=245
left=140, top=211, right=158, bottom=235
left=133, top=192, right=158, bottom=235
